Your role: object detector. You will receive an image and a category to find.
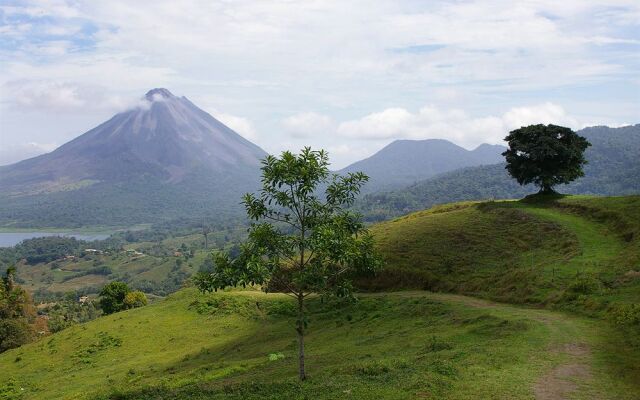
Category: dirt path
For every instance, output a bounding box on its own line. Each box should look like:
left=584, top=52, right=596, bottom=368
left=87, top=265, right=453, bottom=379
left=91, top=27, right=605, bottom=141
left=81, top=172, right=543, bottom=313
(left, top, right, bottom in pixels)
left=363, top=291, right=636, bottom=399
left=533, top=342, right=593, bottom=400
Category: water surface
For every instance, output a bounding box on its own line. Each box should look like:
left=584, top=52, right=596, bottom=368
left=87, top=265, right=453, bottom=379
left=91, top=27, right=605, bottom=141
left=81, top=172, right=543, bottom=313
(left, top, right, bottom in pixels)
left=0, top=232, right=110, bottom=247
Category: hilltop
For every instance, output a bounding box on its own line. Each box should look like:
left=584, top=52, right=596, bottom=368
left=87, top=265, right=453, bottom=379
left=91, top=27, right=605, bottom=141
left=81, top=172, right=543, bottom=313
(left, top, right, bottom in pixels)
left=365, top=195, right=640, bottom=316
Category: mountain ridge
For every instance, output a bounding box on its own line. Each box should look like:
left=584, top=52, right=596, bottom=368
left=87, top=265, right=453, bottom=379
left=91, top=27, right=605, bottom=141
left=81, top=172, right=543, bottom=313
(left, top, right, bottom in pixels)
left=356, top=124, right=640, bottom=220
left=339, top=138, right=506, bottom=193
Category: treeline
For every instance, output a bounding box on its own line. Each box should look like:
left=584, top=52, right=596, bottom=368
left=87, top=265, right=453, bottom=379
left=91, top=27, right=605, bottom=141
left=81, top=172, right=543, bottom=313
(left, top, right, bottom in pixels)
left=1, top=236, right=124, bottom=266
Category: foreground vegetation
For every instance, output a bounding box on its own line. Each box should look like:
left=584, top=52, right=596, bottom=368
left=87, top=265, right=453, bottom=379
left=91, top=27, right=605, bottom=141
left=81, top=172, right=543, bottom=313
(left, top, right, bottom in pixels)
left=1, top=288, right=639, bottom=399
left=2, top=195, right=639, bottom=399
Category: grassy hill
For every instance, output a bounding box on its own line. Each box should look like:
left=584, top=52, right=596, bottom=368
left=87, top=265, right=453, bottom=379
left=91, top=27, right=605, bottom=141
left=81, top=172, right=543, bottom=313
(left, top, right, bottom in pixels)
left=1, top=289, right=639, bottom=399
left=1, top=195, right=639, bottom=399
left=365, top=195, right=640, bottom=319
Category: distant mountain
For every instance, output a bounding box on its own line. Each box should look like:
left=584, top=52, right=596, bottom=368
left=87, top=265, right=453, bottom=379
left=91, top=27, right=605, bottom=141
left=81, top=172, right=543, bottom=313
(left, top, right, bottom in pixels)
left=339, top=139, right=505, bottom=193
left=0, top=89, right=267, bottom=227
left=356, top=125, right=640, bottom=221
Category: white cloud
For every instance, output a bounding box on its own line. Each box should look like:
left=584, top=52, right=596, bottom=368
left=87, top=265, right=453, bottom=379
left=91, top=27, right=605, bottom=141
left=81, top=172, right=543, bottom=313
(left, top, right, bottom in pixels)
left=337, top=103, right=582, bottom=148
left=1, top=80, right=172, bottom=113
left=0, top=1, right=637, bottom=167
left=10, top=80, right=86, bottom=110
left=337, top=108, right=414, bottom=140
left=210, top=111, right=257, bottom=141
left=282, top=112, right=334, bottom=138
left=502, top=103, right=580, bottom=131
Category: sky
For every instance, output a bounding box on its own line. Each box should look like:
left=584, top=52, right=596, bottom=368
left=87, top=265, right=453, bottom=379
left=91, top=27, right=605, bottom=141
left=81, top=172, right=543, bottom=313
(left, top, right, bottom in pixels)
left=0, top=0, right=639, bottom=169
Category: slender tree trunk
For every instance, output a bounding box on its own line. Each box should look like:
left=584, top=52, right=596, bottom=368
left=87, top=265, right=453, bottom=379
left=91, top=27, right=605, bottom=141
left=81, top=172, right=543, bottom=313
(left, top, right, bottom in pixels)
left=296, top=293, right=306, bottom=381
left=204, top=233, right=208, bottom=250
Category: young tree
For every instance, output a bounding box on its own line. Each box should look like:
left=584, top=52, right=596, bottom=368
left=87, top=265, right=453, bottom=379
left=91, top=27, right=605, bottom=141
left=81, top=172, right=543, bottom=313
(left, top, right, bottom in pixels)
left=194, top=148, right=380, bottom=380
left=502, top=124, right=591, bottom=193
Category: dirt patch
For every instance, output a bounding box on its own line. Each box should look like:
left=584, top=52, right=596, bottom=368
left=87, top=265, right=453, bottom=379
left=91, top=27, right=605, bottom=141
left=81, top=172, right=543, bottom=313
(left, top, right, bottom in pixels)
left=534, top=342, right=592, bottom=400
left=427, top=292, right=497, bottom=308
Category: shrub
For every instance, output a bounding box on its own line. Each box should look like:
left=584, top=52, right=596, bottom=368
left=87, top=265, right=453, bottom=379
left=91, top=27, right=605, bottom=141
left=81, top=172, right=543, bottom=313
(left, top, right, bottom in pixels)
left=0, top=319, right=34, bottom=353
left=123, top=291, right=148, bottom=309
left=611, top=304, right=640, bottom=327
left=567, top=274, right=601, bottom=295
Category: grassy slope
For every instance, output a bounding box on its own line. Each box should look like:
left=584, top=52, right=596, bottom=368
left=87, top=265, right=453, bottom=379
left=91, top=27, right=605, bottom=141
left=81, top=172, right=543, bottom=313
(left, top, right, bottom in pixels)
left=2, top=195, right=639, bottom=399
left=366, top=195, right=640, bottom=316
left=1, top=288, right=638, bottom=400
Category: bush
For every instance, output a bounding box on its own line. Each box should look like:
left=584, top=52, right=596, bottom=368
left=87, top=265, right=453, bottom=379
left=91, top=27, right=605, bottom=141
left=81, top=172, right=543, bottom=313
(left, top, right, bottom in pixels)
left=0, top=319, right=34, bottom=353
left=123, top=291, right=148, bottom=309
left=567, top=274, right=601, bottom=295
left=611, top=304, right=640, bottom=327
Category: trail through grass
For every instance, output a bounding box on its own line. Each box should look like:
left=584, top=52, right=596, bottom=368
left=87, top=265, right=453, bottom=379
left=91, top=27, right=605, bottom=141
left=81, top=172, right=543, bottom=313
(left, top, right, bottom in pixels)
left=3, top=195, right=640, bottom=399
left=514, top=205, right=624, bottom=276
left=1, top=289, right=638, bottom=400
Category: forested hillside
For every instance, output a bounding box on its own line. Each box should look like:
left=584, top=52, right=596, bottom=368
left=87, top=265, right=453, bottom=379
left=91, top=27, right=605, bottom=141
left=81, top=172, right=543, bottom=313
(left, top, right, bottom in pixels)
left=357, top=125, right=640, bottom=221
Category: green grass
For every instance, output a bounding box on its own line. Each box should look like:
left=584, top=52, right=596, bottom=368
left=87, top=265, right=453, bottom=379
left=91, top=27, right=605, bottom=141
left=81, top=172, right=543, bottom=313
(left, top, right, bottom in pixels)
left=366, top=195, right=640, bottom=315
left=1, top=288, right=638, bottom=400
left=3, top=194, right=640, bottom=399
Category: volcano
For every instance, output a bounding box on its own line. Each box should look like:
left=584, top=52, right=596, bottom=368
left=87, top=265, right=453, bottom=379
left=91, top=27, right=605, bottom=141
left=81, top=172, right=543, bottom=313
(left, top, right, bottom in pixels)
left=0, top=89, right=268, bottom=227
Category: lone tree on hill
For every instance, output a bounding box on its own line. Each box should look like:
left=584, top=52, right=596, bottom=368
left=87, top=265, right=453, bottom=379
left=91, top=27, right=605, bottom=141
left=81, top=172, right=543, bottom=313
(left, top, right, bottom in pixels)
left=194, top=147, right=381, bottom=380
left=502, top=124, right=591, bottom=194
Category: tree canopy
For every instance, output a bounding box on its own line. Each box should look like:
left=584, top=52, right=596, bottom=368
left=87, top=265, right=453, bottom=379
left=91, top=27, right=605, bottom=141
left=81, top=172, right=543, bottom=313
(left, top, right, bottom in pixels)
left=0, top=267, right=36, bottom=353
left=194, top=147, right=380, bottom=380
left=502, top=124, right=591, bottom=193
left=99, top=281, right=131, bottom=314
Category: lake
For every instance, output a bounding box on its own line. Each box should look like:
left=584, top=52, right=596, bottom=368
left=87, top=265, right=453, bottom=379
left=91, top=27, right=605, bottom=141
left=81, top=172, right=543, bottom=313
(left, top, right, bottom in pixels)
left=0, top=232, right=111, bottom=247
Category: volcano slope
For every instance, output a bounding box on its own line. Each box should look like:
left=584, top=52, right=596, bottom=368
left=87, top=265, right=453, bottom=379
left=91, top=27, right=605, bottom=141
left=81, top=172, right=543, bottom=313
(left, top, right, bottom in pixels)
left=1, top=195, right=639, bottom=399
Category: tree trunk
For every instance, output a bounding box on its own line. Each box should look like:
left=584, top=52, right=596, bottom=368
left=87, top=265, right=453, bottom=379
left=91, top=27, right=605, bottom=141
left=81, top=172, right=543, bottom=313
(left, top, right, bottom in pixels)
left=539, top=182, right=555, bottom=194
left=296, top=293, right=306, bottom=381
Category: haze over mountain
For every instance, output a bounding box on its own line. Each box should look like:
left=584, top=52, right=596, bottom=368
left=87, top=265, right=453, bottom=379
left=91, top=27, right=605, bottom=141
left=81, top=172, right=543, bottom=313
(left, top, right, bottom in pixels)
left=339, top=139, right=505, bottom=193
left=356, top=124, right=640, bottom=220
left=0, top=89, right=267, bottom=227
